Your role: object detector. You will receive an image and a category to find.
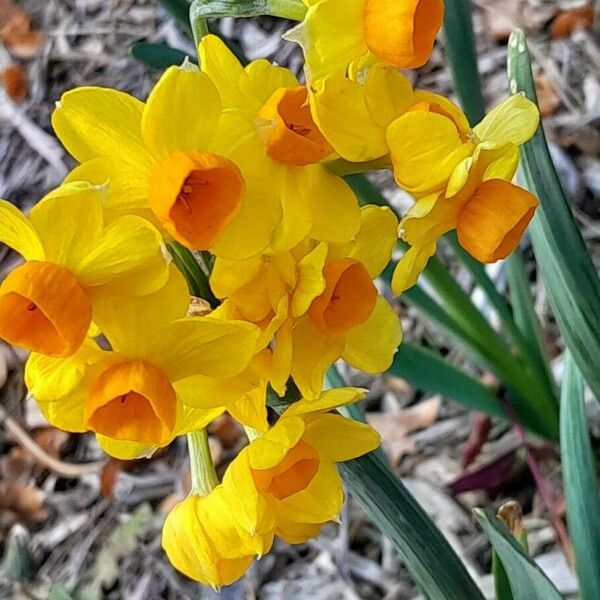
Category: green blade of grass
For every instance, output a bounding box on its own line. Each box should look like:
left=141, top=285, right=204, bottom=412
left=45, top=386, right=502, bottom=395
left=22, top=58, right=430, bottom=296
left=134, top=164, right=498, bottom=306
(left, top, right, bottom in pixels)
left=155, top=0, right=192, bottom=34
left=474, top=509, right=562, bottom=600
left=341, top=454, right=484, bottom=599
left=389, top=342, right=504, bottom=418
left=168, top=242, right=219, bottom=307
left=443, top=0, right=485, bottom=126
left=130, top=41, right=194, bottom=70
left=508, top=29, right=600, bottom=402
left=560, top=352, right=600, bottom=600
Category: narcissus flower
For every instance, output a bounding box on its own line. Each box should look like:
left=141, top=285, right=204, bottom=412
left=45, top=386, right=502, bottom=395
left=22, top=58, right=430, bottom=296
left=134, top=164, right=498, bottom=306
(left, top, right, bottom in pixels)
left=52, top=62, right=279, bottom=259
left=0, top=182, right=168, bottom=357
left=391, top=97, right=541, bottom=294
left=198, top=35, right=361, bottom=252
left=24, top=269, right=260, bottom=458
left=162, top=486, right=257, bottom=588
left=211, top=206, right=402, bottom=398
left=286, top=0, right=444, bottom=80
left=220, top=388, right=380, bottom=550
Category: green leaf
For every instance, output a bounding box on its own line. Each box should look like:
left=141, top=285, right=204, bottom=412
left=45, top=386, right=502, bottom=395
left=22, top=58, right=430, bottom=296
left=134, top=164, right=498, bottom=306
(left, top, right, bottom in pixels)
left=130, top=41, right=194, bottom=70
left=168, top=241, right=219, bottom=308
left=508, top=29, right=600, bottom=403
left=190, top=0, right=306, bottom=22
left=560, top=352, right=600, bottom=600
left=389, top=342, right=504, bottom=419
left=156, top=0, right=192, bottom=34
left=474, top=509, right=562, bottom=600
left=442, top=0, right=485, bottom=125
left=341, top=454, right=484, bottom=600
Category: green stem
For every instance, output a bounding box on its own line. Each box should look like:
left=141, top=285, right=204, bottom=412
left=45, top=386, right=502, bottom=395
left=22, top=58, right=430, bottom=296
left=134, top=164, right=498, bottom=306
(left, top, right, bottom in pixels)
left=443, top=0, right=485, bottom=125
left=190, top=0, right=306, bottom=24
left=187, top=430, right=218, bottom=496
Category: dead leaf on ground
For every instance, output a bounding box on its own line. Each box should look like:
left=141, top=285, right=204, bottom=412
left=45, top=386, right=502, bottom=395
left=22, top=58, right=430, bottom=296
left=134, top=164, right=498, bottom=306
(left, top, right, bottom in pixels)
left=367, top=398, right=441, bottom=464
left=2, top=64, right=27, bottom=102
left=0, top=5, right=45, bottom=58
left=209, top=414, right=243, bottom=447
left=535, top=74, right=561, bottom=117
left=550, top=6, right=595, bottom=39
left=0, top=481, right=48, bottom=524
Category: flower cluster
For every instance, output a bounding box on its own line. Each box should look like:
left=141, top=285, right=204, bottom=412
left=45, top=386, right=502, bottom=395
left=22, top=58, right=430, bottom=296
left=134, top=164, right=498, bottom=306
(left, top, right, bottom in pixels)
left=0, top=0, right=541, bottom=589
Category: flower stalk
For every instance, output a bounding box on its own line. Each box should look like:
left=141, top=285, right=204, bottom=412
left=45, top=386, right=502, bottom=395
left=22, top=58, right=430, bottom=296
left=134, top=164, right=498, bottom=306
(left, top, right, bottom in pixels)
left=187, top=429, right=219, bottom=496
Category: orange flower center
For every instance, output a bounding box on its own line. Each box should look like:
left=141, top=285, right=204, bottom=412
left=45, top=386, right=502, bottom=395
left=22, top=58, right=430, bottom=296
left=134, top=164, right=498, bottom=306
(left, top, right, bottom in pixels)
left=363, top=0, right=445, bottom=69
left=258, top=86, right=333, bottom=166
left=252, top=440, right=319, bottom=500
left=0, top=261, right=91, bottom=357
left=85, top=360, right=177, bottom=446
left=149, top=151, right=245, bottom=250
left=308, top=259, right=377, bottom=334
left=456, top=180, right=539, bottom=263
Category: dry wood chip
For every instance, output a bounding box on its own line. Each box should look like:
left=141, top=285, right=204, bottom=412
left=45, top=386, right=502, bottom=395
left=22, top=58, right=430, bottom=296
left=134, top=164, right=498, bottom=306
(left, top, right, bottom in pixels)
left=550, top=6, right=595, bottom=38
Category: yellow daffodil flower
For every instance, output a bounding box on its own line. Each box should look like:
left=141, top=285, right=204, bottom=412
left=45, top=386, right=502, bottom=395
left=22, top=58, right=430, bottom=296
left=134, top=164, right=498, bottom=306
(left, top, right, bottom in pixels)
left=198, top=35, right=361, bottom=252
left=285, top=0, right=444, bottom=80
left=163, top=486, right=258, bottom=589
left=24, top=269, right=260, bottom=458
left=390, top=96, right=541, bottom=294
left=220, top=388, right=380, bottom=552
left=210, top=206, right=402, bottom=398
left=52, top=61, right=279, bottom=259
left=0, top=182, right=168, bottom=357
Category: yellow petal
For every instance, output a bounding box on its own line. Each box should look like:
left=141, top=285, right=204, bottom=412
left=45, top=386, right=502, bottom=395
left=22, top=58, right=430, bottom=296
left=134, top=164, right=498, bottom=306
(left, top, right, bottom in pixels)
left=303, top=414, right=380, bottom=461
left=277, top=460, right=343, bottom=524
left=284, top=387, right=366, bottom=417
left=141, top=65, right=222, bottom=161
left=248, top=416, right=305, bottom=470
left=157, top=318, right=260, bottom=381
left=24, top=344, right=103, bottom=432
left=292, top=243, right=328, bottom=317
left=90, top=266, right=190, bottom=357
left=243, top=58, right=299, bottom=109
left=162, top=492, right=256, bottom=587
left=96, top=435, right=156, bottom=460
left=29, top=182, right=103, bottom=272
left=210, top=255, right=263, bottom=300
left=174, top=402, right=225, bottom=436
left=65, top=159, right=152, bottom=222
left=391, top=242, right=437, bottom=295
left=221, top=449, right=276, bottom=543
left=364, top=64, right=415, bottom=129
left=473, top=94, right=540, bottom=147
left=269, top=320, right=294, bottom=396
left=306, top=167, right=361, bottom=243
left=52, top=87, right=153, bottom=174
left=343, top=297, right=402, bottom=372
left=285, top=0, right=367, bottom=81
left=290, top=317, right=345, bottom=399
left=310, top=75, right=387, bottom=161
left=275, top=515, right=323, bottom=544
left=270, top=168, right=313, bottom=252
left=387, top=110, right=473, bottom=195
left=349, top=206, right=397, bottom=278
left=0, top=200, right=44, bottom=261
left=198, top=35, right=259, bottom=113
left=76, top=215, right=169, bottom=295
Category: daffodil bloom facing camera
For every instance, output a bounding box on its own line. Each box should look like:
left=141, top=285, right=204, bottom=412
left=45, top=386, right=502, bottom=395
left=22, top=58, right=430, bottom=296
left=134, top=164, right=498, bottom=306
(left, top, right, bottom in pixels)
left=210, top=206, right=402, bottom=398
left=52, top=61, right=280, bottom=259
left=220, top=388, right=380, bottom=551
left=24, top=269, right=260, bottom=459
left=0, top=182, right=169, bottom=357
left=285, top=0, right=444, bottom=81
left=198, top=35, right=361, bottom=252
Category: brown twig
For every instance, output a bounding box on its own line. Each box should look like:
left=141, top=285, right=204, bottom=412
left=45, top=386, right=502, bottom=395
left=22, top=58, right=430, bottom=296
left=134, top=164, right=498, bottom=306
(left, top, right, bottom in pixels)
left=0, top=404, right=106, bottom=478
